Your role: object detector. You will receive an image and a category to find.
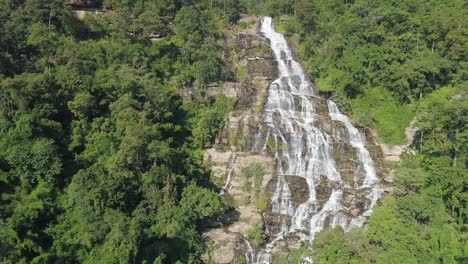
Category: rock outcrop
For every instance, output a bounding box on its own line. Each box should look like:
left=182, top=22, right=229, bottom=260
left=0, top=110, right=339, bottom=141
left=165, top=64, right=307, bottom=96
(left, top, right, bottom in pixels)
left=375, top=119, right=417, bottom=194
left=67, top=0, right=103, bottom=8
left=202, top=16, right=387, bottom=263
left=202, top=16, right=276, bottom=263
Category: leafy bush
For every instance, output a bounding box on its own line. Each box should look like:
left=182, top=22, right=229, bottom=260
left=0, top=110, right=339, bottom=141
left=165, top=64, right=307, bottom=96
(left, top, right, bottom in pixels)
left=247, top=225, right=265, bottom=248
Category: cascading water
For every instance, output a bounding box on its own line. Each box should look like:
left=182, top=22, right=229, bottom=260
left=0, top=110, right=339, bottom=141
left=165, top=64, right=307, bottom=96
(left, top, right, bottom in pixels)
left=327, top=101, right=383, bottom=210
left=220, top=152, right=237, bottom=195
left=249, top=17, right=382, bottom=263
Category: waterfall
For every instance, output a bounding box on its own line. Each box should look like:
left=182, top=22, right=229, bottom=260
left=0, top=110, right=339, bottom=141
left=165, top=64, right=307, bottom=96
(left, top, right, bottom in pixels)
left=327, top=100, right=383, bottom=210
left=220, top=152, right=237, bottom=195
left=248, top=17, right=382, bottom=263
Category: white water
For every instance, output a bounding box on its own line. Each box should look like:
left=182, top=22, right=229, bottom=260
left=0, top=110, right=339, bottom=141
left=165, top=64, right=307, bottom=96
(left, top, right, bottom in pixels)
left=248, top=17, right=382, bottom=263
left=327, top=100, right=383, bottom=210
left=220, top=152, right=237, bottom=195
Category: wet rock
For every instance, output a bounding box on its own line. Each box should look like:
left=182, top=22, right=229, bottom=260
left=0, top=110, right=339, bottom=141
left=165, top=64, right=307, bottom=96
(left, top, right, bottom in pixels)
left=285, top=176, right=309, bottom=206
left=350, top=208, right=361, bottom=216
left=263, top=214, right=290, bottom=237
left=316, top=185, right=333, bottom=206
left=203, top=16, right=389, bottom=261
left=341, top=190, right=356, bottom=207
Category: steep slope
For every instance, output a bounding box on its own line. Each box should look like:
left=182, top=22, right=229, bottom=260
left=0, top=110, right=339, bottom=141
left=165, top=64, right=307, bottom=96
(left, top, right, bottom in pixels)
left=203, top=17, right=387, bottom=264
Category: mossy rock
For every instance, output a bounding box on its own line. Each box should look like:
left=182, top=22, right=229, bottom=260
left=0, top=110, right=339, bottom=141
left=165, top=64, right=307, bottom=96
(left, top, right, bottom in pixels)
left=333, top=143, right=357, bottom=163
left=285, top=176, right=309, bottom=206
left=236, top=64, right=248, bottom=82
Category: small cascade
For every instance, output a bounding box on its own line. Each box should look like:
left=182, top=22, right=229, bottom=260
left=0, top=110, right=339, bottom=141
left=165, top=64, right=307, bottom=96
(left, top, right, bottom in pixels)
left=220, top=152, right=237, bottom=195
left=270, top=175, right=294, bottom=216
left=243, top=238, right=256, bottom=264
left=327, top=100, right=383, bottom=208
left=247, top=17, right=383, bottom=263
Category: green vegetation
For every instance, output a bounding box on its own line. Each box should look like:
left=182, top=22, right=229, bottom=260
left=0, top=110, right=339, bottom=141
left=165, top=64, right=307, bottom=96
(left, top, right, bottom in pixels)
left=0, top=0, right=466, bottom=263
left=291, top=227, right=377, bottom=264
left=246, top=225, right=265, bottom=248
left=253, top=0, right=467, bottom=262
left=258, top=0, right=467, bottom=145
left=290, top=105, right=467, bottom=262
left=292, top=152, right=467, bottom=263
left=241, top=163, right=265, bottom=208
left=349, top=87, right=414, bottom=144
left=0, top=0, right=241, bottom=263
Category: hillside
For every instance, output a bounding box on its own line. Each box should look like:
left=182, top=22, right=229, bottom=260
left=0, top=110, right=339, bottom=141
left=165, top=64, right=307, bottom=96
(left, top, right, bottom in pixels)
left=0, top=1, right=466, bottom=264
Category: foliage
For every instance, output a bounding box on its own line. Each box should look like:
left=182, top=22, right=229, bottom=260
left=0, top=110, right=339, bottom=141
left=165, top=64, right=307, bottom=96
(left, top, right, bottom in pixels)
left=349, top=87, right=414, bottom=144
left=0, top=0, right=466, bottom=263
left=0, top=0, right=237, bottom=263
left=241, top=163, right=265, bottom=207
left=299, top=88, right=467, bottom=262
left=304, top=152, right=466, bottom=263
left=191, top=96, right=234, bottom=149
left=259, top=2, right=468, bottom=262
left=246, top=225, right=265, bottom=249
left=312, top=227, right=378, bottom=264
left=261, top=0, right=467, bottom=144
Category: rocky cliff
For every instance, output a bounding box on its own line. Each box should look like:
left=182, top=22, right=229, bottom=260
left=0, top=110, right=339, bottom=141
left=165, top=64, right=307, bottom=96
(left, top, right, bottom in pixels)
left=203, top=17, right=277, bottom=263
left=202, top=16, right=390, bottom=264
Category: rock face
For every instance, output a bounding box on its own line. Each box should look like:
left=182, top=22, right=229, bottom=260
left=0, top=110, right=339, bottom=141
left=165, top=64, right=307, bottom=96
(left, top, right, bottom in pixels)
left=379, top=130, right=417, bottom=163
left=376, top=119, right=417, bottom=194
left=202, top=16, right=387, bottom=264
left=67, top=0, right=110, bottom=20
left=202, top=16, right=276, bottom=264
left=213, top=30, right=276, bottom=152
left=67, top=0, right=103, bottom=8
